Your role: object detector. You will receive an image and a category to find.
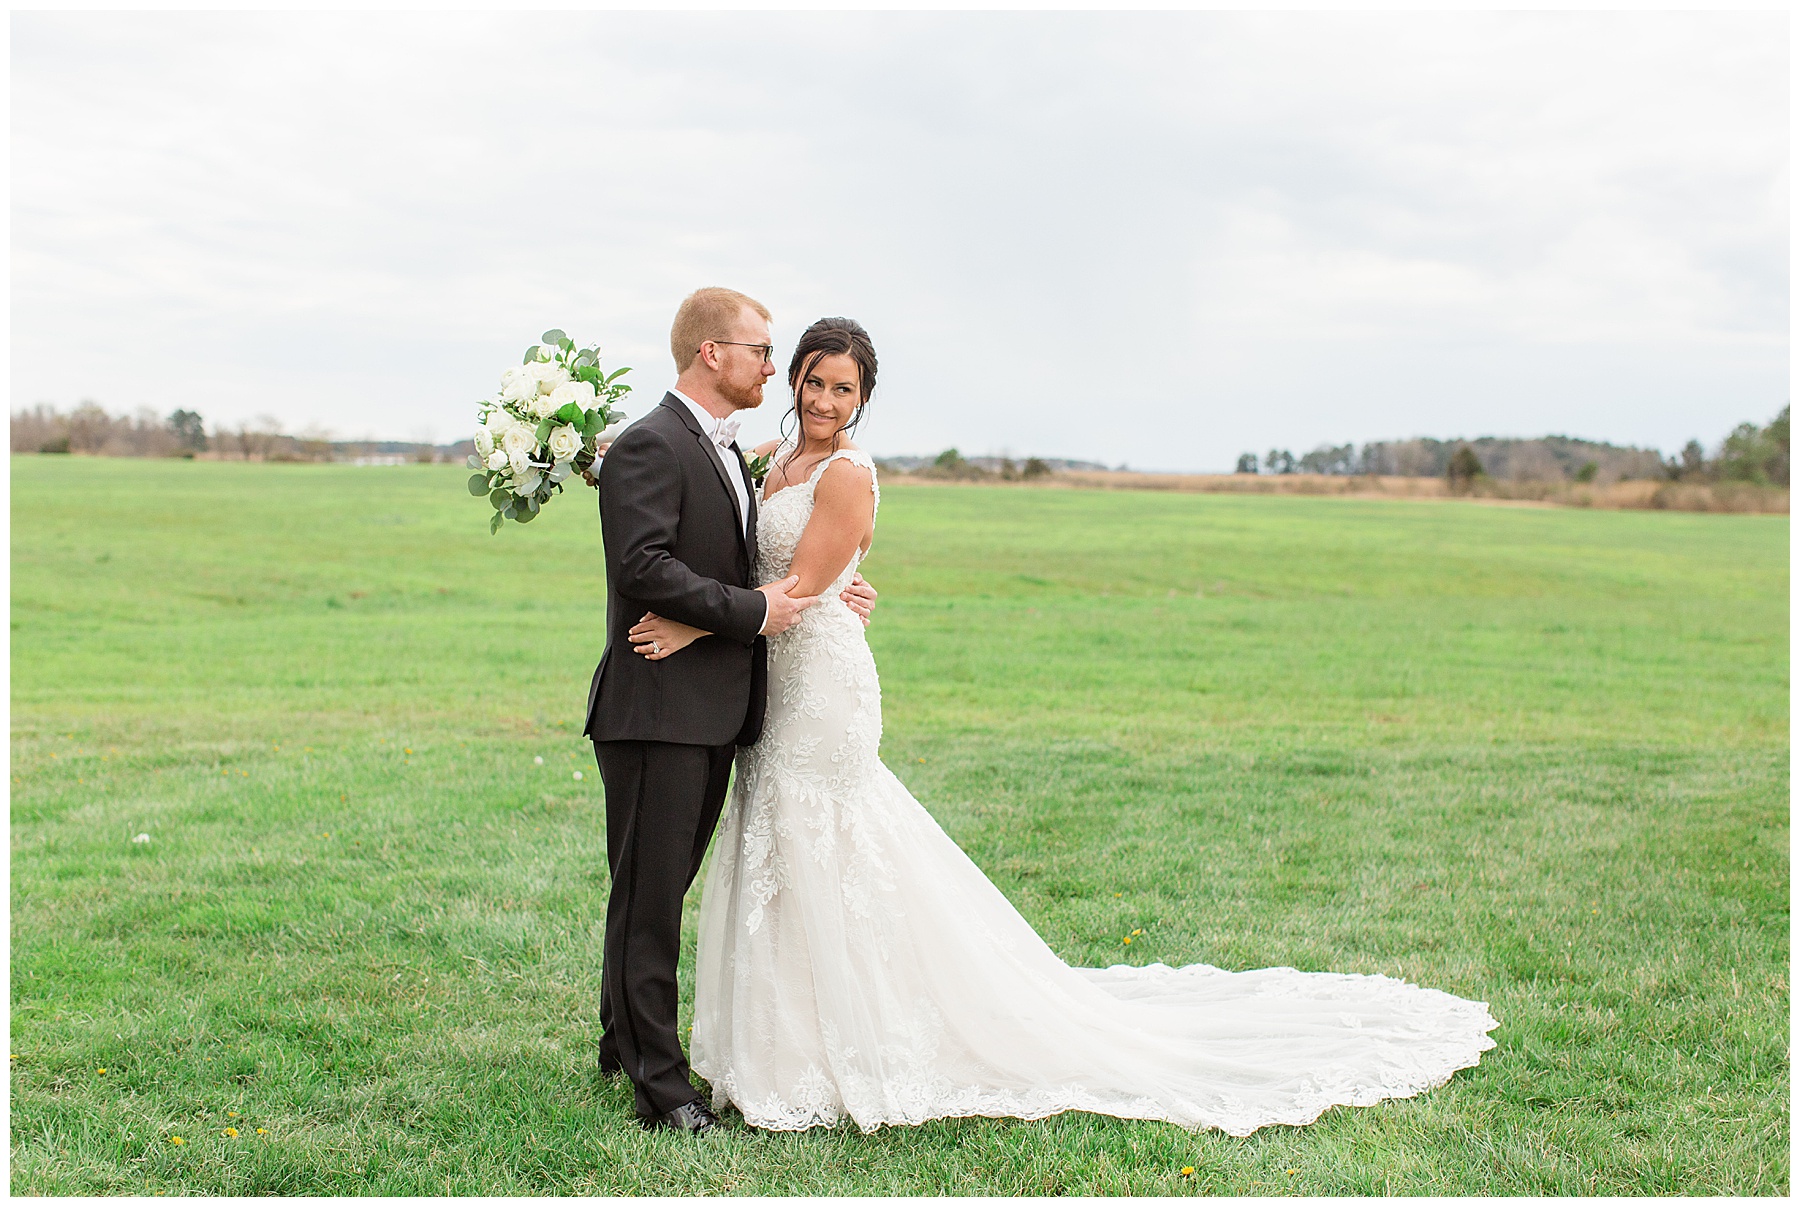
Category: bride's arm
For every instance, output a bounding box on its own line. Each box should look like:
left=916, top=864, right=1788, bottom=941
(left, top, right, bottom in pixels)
left=788, top=459, right=876, bottom=598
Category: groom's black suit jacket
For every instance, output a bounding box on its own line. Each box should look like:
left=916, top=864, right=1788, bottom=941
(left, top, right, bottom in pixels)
left=584, top=394, right=768, bottom=748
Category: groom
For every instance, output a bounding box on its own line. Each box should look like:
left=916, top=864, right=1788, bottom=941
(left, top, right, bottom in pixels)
left=583, top=287, right=875, bottom=1134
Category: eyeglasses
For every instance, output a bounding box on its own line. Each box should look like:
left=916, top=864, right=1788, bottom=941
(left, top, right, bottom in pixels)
left=704, top=340, right=775, bottom=363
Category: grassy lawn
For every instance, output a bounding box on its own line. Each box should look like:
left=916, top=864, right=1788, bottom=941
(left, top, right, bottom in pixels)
left=10, top=456, right=1788, bottom=1195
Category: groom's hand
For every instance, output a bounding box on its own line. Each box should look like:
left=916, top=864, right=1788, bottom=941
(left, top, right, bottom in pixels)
left=758, top=574, right=818, bottom=637
left=840, top=573, right=877, bottom=628
left=578, top=437, right=617, bottom=487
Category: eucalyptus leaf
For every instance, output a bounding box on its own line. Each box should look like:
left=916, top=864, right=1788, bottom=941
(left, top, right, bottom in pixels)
left=466, top=453, right=482, bottom=470
left=541, top=328, right=566, bottom=347
left=490, top=513, right=504, bottom=535
left=467, top=473, right=489, bottom=497
left=522, top=345, right=541, bottom=364
left=517, top=501, right=539, bottom=522
left=490, top=488, right=510, bottom=509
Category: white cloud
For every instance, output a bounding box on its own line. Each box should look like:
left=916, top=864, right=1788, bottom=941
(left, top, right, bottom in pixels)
left=11, top=10, right=1786, bottom=466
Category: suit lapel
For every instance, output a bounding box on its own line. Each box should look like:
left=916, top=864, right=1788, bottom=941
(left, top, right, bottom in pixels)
left=659, top=394, right=748, bottom=552
left=733, top=442, right=758, bottom=571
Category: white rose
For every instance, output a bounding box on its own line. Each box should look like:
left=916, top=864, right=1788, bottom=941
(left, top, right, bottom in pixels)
left=528, top=391, right=560, bottom=420
left=501, top=425, right=536, bottom=458
left=499, top=366, right=535, bottom=403
left=526, top=360, right=570, bottom=394
left=485, top=449, right=508, bottom=472
left=484, top=408, right=518, bottom=438
left=547, top=423, right=582, bottom=463
left=549, top=380, right=596, bottom=408
left=474, top=428, right=494, bottom=457
left=508, top=447, right=533, bottom=480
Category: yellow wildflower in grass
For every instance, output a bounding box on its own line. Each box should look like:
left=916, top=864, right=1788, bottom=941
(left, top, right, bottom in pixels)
left=222, top=1127, right=238, bottom=1137
left=96, top=1068, right=107, bottom=1075
left=256, top=1128, right=267, bottom=1135
left=169, top=1136, right=185, bottom=1146
left=1122, top=936, right=1133, bottom=945
left=227, top=1111, right=237, bottom=1117
left=1180, top=1167, right=1195, bottom=1177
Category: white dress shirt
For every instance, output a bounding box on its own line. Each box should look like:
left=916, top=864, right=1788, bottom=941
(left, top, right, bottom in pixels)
left=669, top=387, right=767, bottom=634
left=670, top=388, right=751, bottom=538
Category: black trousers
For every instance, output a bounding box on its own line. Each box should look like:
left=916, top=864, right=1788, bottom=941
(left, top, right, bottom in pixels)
left=593, top=738, right=735, bottom=1116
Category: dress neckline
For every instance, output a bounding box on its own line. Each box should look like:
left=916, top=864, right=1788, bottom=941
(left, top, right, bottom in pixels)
left=759, top=445, right=869, bottom=505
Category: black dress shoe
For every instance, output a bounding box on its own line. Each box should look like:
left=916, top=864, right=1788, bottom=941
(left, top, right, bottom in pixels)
left=639, top=1098, right=721, bottom=1134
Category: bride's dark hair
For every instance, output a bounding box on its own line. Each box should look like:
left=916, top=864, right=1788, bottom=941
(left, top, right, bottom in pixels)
left=777, top=318, right=878, bottom=466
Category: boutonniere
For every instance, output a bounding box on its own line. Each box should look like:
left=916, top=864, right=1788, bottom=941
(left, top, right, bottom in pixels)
left=746, top=450, right=773, bottom=487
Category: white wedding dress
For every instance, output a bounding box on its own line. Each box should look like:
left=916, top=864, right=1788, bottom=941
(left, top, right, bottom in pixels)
left=691, top=449, right=1498, bottom=1135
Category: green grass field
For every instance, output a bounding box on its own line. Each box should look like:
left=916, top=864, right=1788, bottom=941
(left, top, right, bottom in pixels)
left=10, top=456, right=1788, bottom=1195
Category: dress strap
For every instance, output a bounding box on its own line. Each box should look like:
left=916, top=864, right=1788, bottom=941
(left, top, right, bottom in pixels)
left=808, top=449, right=879, bottom=521
left=808, top=448, right=877, bottom=483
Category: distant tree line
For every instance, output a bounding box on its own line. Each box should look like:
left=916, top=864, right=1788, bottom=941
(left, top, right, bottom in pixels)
left=1237, top=407, right=1789, bottom=488
left=876, top=450, right=1107, bottom=480
left=10, top=401, right=455, bottom=463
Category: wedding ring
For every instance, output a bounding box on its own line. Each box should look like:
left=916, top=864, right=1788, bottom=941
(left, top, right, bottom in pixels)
left=652, top=642, right=661, bottom=655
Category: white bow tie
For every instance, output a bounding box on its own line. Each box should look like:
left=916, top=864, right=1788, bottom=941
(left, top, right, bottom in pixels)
left=710, top=414, right=742, bottom=450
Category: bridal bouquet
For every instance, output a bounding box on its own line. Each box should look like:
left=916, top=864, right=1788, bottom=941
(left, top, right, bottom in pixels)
left=467, top=329, right=630, bottom=532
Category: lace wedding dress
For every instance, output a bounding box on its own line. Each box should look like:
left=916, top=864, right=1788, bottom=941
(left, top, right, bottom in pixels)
left=691, top=449, right=1498, bottom=1135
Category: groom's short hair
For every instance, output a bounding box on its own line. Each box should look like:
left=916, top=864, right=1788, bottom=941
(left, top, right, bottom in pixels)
left=672, top=287, right=772, bottom=371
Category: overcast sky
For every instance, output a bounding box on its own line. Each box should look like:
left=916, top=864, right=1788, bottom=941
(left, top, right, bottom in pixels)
left=12, top=10, right=1787, bottom=470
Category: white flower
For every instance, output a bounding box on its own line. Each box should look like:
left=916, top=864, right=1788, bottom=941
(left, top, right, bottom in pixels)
left=525, top=360, right=570, bottom=395
left=501, top=425, right=536, bottom=458
left=572, top=770, right=583, bottom=781
left=485, top=449, right=508, bottom=472
left=547, top=423, right=582, bottom=463
left=499, top=366, right=535, bottom=404
left=484, top=408, right=518, bottom=438
left=474, top=428, right=494, bottom=457
left=527, top=391, right=560, bottom=420
left=507, top=447, right=533, bottom=479
left=131, top=833, right=150, bottom=844
left=547, top=380, right=596, bottom=412
left=533, top=756, right=544, bottom=765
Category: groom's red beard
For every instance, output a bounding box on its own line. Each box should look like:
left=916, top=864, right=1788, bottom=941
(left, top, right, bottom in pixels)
left=718, top=375, right=765, bottom=410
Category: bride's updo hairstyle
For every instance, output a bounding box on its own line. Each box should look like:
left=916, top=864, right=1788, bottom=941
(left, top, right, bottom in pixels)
left=783, top=317, right=878, bottom=450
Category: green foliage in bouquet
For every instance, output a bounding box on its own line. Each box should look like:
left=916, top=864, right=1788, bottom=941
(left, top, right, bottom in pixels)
left=466, top=330, right=631, bottom=533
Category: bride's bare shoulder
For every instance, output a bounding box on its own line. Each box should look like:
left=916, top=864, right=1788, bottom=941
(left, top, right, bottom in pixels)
left=815, top=449, right=876, bottom=502
left=748, top=439, right=781, bottom=458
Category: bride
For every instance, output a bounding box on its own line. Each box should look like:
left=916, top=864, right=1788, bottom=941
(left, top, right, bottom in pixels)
left=625, top=317, right=1498, bottom=1135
